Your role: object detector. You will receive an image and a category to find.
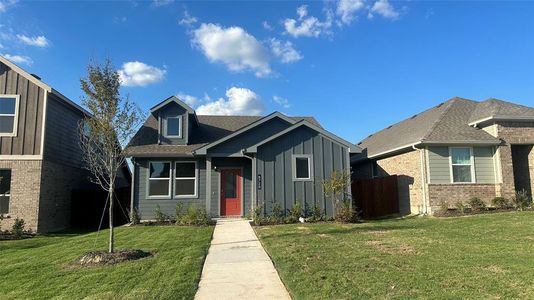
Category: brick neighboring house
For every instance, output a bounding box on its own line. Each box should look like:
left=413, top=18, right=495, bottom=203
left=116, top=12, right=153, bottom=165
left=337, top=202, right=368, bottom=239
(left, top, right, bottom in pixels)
left=0, top=55, right=101, bottom=232
left=351, top=97, right=534, bottom=215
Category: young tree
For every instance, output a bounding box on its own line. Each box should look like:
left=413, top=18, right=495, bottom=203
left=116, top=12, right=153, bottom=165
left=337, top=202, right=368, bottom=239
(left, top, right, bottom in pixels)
left=79, top=59, right=143, bottom=253
left=322, top=170, right=352, bottom=218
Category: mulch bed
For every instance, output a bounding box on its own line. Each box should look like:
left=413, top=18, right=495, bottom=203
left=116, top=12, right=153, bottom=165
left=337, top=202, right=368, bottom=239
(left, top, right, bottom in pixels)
left=0, top=232, right=35, bottom=240
left=78, top=249, right=153, bottom=266
left=434, top=207, right=518, bottom=217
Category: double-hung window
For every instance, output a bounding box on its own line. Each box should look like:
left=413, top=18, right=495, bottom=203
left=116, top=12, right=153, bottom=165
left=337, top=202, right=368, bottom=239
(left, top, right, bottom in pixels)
left=450, top=147, right=474, bottom=183
left=148, top=162, right=171, bottom=197
left=175, top=162, right=197, bottom=197
left=293, top=155, right=313, bottom=181
left=0, top=169, right=11, bottom=215
left=165, top=116, right=182, bottom=138
left=0, top=95, right=19, bottom=136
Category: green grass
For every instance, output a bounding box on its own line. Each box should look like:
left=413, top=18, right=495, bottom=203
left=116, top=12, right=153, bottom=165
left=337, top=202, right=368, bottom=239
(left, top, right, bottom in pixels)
left=255, top=212, right=534, bottom=299
left=0, top=225, right=214, bottom=300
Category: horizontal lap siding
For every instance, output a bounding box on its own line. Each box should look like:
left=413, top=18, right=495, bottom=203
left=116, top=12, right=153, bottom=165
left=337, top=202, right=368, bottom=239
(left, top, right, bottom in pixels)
left=474, top=147, right=496, bottom=183
left=256, top=127, right=349, bottom=217
left=135, top=158, right=206, bottom=219
left=428, top=146, right=496, bottom=184
left=0, top=62, right=44, bottom=155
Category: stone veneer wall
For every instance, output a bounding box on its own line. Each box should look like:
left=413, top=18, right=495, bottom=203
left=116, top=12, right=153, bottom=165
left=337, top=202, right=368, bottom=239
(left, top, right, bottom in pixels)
left=0, top=160, right=42, bottom=232
left=427, top=184, right=497, bottom=213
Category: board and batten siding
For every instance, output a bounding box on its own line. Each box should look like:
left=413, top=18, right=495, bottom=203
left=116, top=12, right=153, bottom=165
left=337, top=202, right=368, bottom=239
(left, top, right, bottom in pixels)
left=256, top=126, right=349, bottom=217
left=158, top=103, right=188, bottom=145
left=134, top=158, right=206, bottom=219
left=209, top=158, right=252, bottom=217
left=427, top=146, right=496, bottom=184
left=0, top=62, right=45, bottom=155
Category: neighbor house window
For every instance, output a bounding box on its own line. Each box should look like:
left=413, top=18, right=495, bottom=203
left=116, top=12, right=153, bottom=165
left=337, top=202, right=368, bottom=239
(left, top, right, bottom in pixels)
left=148, top=162, right=171, bottom=197
left=293, top=155, right=313, bottom=180
left=174, top=162, right=197, bottom=197
left=450, top=147, right=474, bottom=183
left=165, top=116, right=182, bottom=137
left=0, top=95, right=19, bottom=136
left=0, top=169, right=11, bottom=215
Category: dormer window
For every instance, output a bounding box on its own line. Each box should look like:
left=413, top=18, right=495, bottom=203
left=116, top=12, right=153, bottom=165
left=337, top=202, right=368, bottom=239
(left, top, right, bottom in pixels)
left=0, top=95, right=19, bottom=136
left=165, top=116, right=182, bottom=138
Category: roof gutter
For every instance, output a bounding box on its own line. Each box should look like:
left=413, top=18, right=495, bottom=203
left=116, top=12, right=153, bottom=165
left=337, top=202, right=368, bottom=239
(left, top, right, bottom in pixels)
left=366, top=141, right=423, bottom=160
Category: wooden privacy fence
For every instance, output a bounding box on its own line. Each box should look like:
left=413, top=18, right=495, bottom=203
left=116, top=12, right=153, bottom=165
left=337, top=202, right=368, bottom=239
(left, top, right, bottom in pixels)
left=352, top=175, right=399, bottom=219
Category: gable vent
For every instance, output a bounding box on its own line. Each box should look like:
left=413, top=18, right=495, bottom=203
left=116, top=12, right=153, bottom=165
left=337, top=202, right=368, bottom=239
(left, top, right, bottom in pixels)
left=386, top=125, right=393, bottom=129
left=30, top=73, right=41, bottom=80
left=410, top=114, right=418, bottom=119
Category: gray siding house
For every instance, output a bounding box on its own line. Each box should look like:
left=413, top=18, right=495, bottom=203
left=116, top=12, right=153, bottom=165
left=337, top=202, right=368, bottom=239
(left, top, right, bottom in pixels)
left=126, top=97, right=360, bottom=219
left=352, top=97, right=534, bottom=215
left=0, top=55, right=97, bottom=232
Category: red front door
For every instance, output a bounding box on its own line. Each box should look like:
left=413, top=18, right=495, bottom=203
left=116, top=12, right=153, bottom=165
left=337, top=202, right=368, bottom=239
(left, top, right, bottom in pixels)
left=221, top=169, right=241, bottom=216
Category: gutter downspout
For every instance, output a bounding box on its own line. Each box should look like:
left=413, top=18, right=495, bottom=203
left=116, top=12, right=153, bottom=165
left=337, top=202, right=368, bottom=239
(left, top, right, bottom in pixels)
left=129, top=158, right=136, bottom=223
left=413, top=144, right=429, bottom=215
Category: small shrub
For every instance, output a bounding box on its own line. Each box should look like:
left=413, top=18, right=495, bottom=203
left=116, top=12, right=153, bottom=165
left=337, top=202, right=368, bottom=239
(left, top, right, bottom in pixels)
left=492, top=197, right=509, bottom=209
left=178, top=205, right=211, bottom=226
left=268, top=202, right=284, bottom=224
left=154, top=204, right=167, bottom=223
left=11, top=218, right=25, bottom=238
left=309, top=203, right=323, bottom=222
left=512, top=190, right=532, bottom=211
left=130, top=208, right=141, bottom=225
left=468, top=197, right=486, bottom=212
left=251, top=202, right=264, bottom=226
left=455, top=201, right=466, bottom=214
left=175, top=202, right=184, bottom=221
left=439, top=201, right=449, bottom=212
left=336, top=200, right=357, bottom=223
left=287, top=202, right=302, bottom=223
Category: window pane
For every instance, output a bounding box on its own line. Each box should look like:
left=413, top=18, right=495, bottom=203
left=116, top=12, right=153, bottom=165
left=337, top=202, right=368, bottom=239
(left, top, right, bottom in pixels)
left=224, top=172, right=236, bottom=198
left=295, top=157, right=310, bottom=179
left=0, top=195, right=8, bottom=214
left=176, top=179, right=195, bottom=196
left=167, top=117, right=180, bottom=136
left=451, top=148, right=471, bottom=164
left=0, top=97, right=16, bottom=114
left=0, top=170, right=11, bottom=195
left=0, top=116, right=14, bottom=133
left=176, top=162, right=195, bottom=177
left=150, top=162, right=170, bottom=178
left=453, top=165, right=472, bottom=183
left=149, top=180, right=169, bottom=196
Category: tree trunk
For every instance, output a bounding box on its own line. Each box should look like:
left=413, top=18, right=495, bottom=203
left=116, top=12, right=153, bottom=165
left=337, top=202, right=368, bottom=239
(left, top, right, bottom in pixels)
left=108, top=184, right=114, bottom=253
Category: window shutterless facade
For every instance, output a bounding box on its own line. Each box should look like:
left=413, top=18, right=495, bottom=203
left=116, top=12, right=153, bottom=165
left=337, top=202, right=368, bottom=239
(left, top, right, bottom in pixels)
left=0, top=95, right=19, bottom=136
left=165, top=116, right=182, bottom=138
left=0, top=169, right=11, bottom=215
left=449, top=147, right=475, bottom=183
left=147, top=161, right=171, bottom=197
left=292, top=154, right=313, bottom=181
left=174, top=161, right=197, bottom=197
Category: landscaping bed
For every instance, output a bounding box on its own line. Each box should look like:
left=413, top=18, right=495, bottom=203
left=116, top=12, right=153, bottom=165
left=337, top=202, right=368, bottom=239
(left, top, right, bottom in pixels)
left=256, top=212, right=534, bottom=299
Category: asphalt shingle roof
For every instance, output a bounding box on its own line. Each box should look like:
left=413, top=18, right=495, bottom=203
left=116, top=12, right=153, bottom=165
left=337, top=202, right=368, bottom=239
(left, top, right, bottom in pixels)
left=125, top=114, right=321, bottom=157
left=356, top=97, right=529, bottom=158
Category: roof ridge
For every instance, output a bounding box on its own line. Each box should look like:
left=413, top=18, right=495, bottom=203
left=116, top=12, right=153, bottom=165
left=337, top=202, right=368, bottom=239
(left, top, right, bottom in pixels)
left=420, top=98, right=458, bottom=141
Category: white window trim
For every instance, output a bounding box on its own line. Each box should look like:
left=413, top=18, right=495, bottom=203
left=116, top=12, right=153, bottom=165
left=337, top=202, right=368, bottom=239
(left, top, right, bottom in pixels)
left=449, top=147, right=476, bottom=184
left=147, top=161, right=172, bottom=199
left=165, top=116, right=182, bottom=138
left=0, top=94, right=20, bottom=137
left=292, top=154, right=313, bottom=181
left=174, top=161, right=198, bottom=198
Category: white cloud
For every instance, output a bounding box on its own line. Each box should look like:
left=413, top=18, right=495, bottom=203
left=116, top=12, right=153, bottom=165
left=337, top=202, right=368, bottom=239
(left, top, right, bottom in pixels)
left=179, top=10, right=197, bottom=26
left=2, top=53, right=32, bottom=65
left=262, top=21, right=273, bottom=31
left=17, top=34, right=49, bottom=48
left=336, top=0, right=365, bottom=25
left=113, top=16, right=127, bottom=23
left=192, top=23, right=271, bottom=77
left=176, top=93, right=199, bottom=107
left=151, top=0, right=173, bottom=7
left=118, top=61, right=166, bottom=87
left=0, top=0, right=18, bottom=13
left=369, top=0, right=399, bottom=20
left=196, top=87, right=264, bottom=116
left=273, top=95, right=290, bottom=109
left=283, top=5, right=332, bottom=38
left=270, top=38, right=302, bottom=64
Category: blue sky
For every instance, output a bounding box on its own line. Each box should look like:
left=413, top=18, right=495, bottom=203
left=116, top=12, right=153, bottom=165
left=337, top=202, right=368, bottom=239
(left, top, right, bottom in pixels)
left=1, top=0, right=533, bottom=143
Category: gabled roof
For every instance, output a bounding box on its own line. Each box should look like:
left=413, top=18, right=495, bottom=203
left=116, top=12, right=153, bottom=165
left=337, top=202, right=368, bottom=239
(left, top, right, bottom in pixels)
left=468, top=98, right=534, bottom=125
left=245, top=120, right=361, bottom=153
left=357, top=97, right=505, bottom=159
left=150, top=95, right=199, bottom=125
left=0, top=55, right=91, bottom=116
left=124, top=112, right=321, bottom=157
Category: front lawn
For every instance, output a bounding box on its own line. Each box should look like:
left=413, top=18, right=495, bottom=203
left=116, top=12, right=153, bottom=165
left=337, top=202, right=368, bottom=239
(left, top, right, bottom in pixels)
left=0, top=225, right=214, bottom=299
left=255, top=212, right=534, bottom=299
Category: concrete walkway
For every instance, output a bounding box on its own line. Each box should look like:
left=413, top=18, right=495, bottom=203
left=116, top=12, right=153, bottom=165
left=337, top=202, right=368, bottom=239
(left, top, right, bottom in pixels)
left=195, top=219, right=291, bottom=300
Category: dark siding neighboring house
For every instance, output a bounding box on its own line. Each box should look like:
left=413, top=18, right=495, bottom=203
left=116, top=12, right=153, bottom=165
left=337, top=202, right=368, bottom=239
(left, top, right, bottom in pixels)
left=125, top=96, right=360, bottom=220
left=352, top=97, right=534, bottom=215
left=0, top=55, right=100, bottom=232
